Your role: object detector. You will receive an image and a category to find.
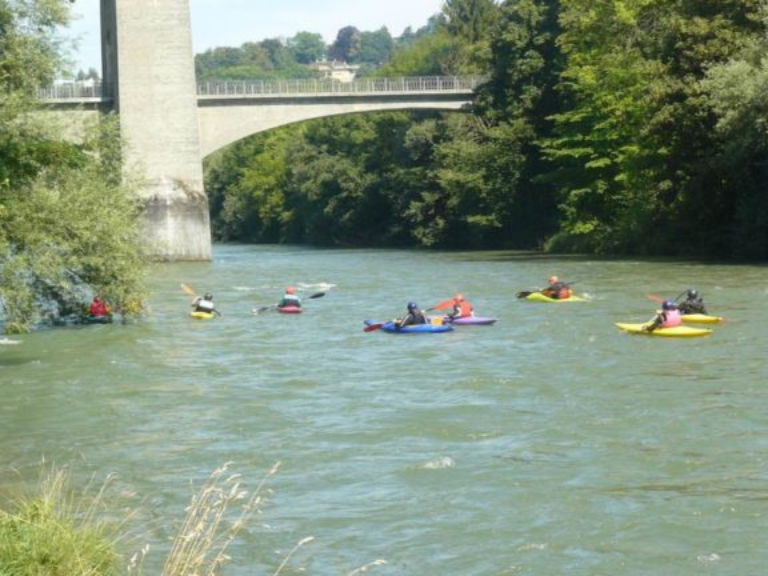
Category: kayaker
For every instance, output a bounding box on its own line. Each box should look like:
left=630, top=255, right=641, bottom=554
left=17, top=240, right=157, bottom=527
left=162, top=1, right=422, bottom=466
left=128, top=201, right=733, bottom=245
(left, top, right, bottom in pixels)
left=541, top=276, right=572, bottom=300
left=678, top=289, right=708, bottom=315
left=88, top=296, right=110, bottom=317
left=278, top=286, right=302, bottom=308
left=192, top=291, right=215, bottom=314
left=396, top=301, right=428, bottom=328
left=644, top=299, right=682, bottom=332
left=447, top=293, right=474, bottom=319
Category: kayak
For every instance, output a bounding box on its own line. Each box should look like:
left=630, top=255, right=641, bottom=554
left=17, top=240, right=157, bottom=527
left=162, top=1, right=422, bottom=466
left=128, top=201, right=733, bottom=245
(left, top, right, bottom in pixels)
left=444, top=315, right=497, bottom=326
left=191, top=311, right=215, bottom=320
left=681, top=313, right=723, bottom=324
left=277, top=306, right=302, bottom=314
left=524, top=292, right=588, bottom=303
left=364, top=320, right=453, bottom=334
left=82, top=314, right=113, bottom=324
left=615, top=322, right=712, bottom=338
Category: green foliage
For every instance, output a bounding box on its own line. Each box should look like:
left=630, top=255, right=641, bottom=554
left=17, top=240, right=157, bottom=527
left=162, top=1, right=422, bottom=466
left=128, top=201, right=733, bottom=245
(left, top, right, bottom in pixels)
left=376, top=30, right=463, bottom=76
left=0, top=1, right=148, bottom=333
left=288, top=31, right=326, bottom=64
left=0, top=470, right=120, bottom=576
left=0, top=118, right=148, bottom=331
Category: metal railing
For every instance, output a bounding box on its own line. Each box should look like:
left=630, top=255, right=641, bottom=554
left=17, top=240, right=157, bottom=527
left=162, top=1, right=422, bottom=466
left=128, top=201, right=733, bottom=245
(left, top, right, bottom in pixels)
left=38, top=82, right=113, bottom=101
left=197, top=76, right=484, bottom=98
left=38, top=76, right=483, bottom=102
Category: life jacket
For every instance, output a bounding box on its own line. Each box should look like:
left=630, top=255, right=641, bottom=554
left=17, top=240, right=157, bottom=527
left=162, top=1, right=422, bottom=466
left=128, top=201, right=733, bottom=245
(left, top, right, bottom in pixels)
left=661, top=309, right=682, bottom=328
left=196, top=299, right=214, bottom=312
left=280, top=294, right=301, bottom=307
left=89, top=301, right=108, bottom=316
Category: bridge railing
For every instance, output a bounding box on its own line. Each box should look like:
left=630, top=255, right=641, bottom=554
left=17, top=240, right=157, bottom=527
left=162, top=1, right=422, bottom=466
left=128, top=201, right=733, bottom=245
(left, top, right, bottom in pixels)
left=197, top=76, right=484, bottom=98
left=38, top=76, right=484, bottom=102
left=37, top=82, right=113, bottom=101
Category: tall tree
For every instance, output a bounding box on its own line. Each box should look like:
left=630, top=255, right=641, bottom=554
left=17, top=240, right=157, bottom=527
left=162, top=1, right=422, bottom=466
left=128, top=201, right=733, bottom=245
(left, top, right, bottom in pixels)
left=288, top=31, right=326, bottom=64
left=329, top=26, right=361, bottom=62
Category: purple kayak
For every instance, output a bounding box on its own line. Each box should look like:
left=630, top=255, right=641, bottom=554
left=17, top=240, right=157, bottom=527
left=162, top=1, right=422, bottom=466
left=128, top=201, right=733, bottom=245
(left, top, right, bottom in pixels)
left=444, top=315, right=497, bottom=326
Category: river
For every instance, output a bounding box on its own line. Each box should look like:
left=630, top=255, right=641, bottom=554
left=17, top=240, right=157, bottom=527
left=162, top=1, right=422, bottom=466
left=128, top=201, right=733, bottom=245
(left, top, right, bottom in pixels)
left=1, top=244, right=766, bottom=575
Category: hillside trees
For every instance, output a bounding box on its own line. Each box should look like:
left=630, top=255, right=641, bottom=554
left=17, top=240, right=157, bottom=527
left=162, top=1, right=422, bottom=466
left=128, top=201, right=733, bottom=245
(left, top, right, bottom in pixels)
left=545, top=0, right=765, bottom=256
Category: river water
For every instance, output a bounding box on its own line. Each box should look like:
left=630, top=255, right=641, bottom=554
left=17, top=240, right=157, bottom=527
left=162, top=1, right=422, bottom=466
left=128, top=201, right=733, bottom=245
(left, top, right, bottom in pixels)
left=1, top=244, right=767, bottom=575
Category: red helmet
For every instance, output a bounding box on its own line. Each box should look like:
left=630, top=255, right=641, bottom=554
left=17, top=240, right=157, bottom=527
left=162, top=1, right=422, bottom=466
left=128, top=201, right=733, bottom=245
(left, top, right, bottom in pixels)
left=286, top=286, right=296, bottom=295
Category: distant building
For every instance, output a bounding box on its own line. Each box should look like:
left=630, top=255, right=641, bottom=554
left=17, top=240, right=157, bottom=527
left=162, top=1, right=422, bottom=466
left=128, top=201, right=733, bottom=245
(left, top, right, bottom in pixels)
left=311, top=60, right=361, bottom=83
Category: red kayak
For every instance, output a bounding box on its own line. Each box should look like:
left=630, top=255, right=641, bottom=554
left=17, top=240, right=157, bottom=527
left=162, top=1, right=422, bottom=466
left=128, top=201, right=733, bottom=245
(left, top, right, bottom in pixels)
left=277, top=305, right=302, bottom=314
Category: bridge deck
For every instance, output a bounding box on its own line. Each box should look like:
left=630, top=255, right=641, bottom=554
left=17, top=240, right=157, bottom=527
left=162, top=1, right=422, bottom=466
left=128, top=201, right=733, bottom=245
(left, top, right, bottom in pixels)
left=38, top=76, right=484, bottom=104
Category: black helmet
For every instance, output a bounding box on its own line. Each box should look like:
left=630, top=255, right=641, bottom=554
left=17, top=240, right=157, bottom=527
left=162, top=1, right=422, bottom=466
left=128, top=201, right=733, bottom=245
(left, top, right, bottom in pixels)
left=688, top=289, right=698, bottom=299
left=204, top=292, right=213, bottom=300
left=662, top=299, right=675, bottom=310
left=407, top=301, right=418, bottom=311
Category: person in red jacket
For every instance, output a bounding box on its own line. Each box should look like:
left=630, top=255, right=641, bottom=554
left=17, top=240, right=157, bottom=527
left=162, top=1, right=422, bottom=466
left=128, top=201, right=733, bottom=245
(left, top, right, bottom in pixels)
left=89, top=296, right=110, bottom=317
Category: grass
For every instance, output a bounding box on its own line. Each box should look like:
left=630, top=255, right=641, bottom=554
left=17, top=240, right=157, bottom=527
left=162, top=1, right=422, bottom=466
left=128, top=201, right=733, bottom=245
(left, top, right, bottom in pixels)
left=0, top=462, right=387, bottom=575
left=0, top=468, right=124, bottom=576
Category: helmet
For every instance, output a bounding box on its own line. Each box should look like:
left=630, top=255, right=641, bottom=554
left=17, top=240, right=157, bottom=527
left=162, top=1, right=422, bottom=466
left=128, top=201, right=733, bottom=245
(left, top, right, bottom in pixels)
left=204, top=292, right=213, bottom=300
left=407, top=301, right=418, bottom=311
left=662, top=299, right=675, bottom=310
left=286, top=286, right=296, bottom=295
left=549, top=276, right=559, bottom=284
left=688, top=289, right=698, bottom=299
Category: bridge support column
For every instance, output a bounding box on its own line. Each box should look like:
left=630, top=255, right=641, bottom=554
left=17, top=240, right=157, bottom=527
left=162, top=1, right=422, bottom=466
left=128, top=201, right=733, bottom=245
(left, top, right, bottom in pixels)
left=101, top=0, right=211, bottom=260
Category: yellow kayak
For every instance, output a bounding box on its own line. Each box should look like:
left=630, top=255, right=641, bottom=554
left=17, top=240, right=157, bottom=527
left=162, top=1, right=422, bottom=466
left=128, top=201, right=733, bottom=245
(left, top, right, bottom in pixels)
left=524, top=292, right=588, bottom=303
left=191, top=311, right=215, bottom=320
left=615, top=322, right=712, bottom=338
left=681, top=313, right=723, bottom=324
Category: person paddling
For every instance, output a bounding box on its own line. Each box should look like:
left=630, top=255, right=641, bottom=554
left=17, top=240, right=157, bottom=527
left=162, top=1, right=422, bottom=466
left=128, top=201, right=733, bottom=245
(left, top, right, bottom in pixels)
left=540, top=276, right=573, bottom=300
left=678, top=289, right=708, bottom=315
left=278, top=286, right=302, bottom=309
left=192, top=291, right=216, bottom=314
left=395, top=301, right=428, bottom=328
left=644, top=299, right=682, bottom=332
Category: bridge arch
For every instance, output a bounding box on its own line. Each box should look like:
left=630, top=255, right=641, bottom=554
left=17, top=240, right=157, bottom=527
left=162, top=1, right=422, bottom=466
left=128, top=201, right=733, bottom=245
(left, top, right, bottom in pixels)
left=198, top=99, right=471, bottom=158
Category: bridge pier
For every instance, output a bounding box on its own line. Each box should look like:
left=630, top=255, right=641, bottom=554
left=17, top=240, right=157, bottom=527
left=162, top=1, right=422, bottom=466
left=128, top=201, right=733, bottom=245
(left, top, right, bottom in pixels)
left=101, top=0, right=211, bottom=260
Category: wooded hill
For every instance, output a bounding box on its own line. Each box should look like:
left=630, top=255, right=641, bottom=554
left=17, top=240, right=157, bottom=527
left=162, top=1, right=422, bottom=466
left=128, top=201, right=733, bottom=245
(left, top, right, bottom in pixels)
left=205, top=0, right=768, bottom=260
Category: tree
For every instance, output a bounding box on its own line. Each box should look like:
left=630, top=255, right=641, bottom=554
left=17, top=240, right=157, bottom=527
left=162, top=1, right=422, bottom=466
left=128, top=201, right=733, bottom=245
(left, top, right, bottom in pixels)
left=288, top=31, right=326, bottom=64
left=328, top=26, right=361, bottom=62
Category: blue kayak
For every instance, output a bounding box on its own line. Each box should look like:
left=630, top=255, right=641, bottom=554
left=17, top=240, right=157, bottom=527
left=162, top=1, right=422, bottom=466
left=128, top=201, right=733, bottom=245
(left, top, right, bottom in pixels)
left=364, top=319, right=453, bottom=334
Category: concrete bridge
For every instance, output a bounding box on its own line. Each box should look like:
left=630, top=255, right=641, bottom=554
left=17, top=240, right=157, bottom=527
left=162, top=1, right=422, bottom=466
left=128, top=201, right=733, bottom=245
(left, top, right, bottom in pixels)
left=41, top=76, right=479, bottom=157
left=59, top=1, right=478, bottom=260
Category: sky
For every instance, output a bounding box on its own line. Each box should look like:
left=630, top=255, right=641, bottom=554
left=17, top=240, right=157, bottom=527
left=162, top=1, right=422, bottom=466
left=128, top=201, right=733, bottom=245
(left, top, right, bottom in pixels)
left=64, top=0, right=444, bottom=72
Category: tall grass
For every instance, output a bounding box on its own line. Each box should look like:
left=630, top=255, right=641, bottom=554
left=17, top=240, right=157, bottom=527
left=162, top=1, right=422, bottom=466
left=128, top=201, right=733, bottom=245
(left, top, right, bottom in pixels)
left=162, top=461, right=291, bottom=575
left=0, top=468, right=126, bottom=575
left=0, top=462, right=387, bottom=575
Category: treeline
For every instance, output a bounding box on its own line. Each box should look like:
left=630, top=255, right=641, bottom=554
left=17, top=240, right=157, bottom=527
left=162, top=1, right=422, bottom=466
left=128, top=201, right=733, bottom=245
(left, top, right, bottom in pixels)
left=195, top=21, right=438, bottom=81
left=207, top=0, right=768, bottom=259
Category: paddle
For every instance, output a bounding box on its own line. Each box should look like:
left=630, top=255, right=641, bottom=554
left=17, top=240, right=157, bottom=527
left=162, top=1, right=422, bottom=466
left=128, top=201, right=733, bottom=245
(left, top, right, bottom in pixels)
left=182, top=283, right=221, bottom=316
left=252, top=291, right=325, bottom=314
left=363, top=321, right=387, bottom=333
left=645, top=290, right=689, bottom=304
